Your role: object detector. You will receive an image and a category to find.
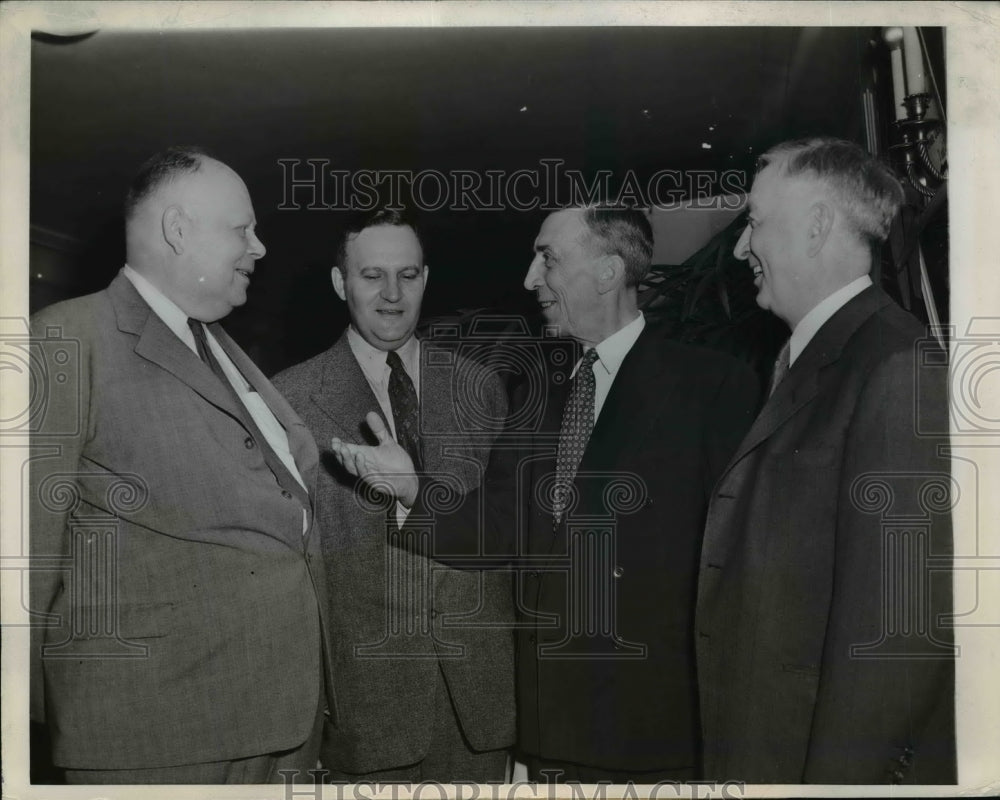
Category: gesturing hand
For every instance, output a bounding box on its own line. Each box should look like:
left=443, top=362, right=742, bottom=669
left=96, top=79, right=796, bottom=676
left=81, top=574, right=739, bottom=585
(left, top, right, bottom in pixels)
left=329, top=411, right=419, bottom=507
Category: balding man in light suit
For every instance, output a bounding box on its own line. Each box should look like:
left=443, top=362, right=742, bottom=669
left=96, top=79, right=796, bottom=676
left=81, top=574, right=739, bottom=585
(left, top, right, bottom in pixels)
left=30, top=147, right=330, bottom=784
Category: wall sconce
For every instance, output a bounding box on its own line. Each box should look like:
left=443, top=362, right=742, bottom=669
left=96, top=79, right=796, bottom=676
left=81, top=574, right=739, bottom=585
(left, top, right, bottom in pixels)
left=883, top=27, right=946, bottom=199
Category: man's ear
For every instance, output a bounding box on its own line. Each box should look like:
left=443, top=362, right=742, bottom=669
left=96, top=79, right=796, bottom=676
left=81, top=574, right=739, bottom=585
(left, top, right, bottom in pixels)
left=596, top=254, right=625, bottom=295
left=331, top=266, right=347, bottom=301
left=806, top=201, right=835, bottom=257
left=162, top=205, right=186, bottom=255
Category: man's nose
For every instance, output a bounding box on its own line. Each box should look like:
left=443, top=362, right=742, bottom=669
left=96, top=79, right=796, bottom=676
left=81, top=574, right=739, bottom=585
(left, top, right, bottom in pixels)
left=381, top=276, right=401, bottom=302
left=248, top=230, right=266, bottom=259
left=523, top=255, right=543, bottom=291
left=733, top=225, right=751, bottom=261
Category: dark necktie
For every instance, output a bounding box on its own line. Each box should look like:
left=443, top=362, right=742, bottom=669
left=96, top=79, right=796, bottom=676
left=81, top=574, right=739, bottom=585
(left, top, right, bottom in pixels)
left=552, top=347, right=600, bottom=523
left=187, top=318, right=309, bottom=509
left=386, top=349, right=422, bottom=471
left=768, top=340, right=791, bottom=398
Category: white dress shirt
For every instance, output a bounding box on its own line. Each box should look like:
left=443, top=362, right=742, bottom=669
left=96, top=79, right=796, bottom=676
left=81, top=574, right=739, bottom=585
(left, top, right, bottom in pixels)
left=122, top=265, right=307, bottom=494
left=789, top=275, right=872, bottom=366
left=571, top=312, right=646, bottom=421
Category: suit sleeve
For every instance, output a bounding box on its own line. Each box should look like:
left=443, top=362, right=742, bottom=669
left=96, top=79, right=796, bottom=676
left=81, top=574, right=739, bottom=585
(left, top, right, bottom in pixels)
left=400, top=370, right=520, bottom=566
left=28, top=309, right=92, bottom=724
left=803, top=347, right=956, bottom=783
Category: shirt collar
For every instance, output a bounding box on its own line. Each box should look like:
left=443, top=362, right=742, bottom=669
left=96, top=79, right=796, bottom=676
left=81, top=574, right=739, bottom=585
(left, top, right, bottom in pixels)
left=581, top=312, right=646, bottom=376
left=346, top=326, right=420, bottom=383
left=122, top=264, right=196, bottom=352
left=790, top=275, right=872, bottom=366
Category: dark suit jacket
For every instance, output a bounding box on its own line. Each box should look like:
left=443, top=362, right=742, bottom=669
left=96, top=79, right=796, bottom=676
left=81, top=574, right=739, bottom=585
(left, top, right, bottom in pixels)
left=272, top=333, right=516, bottom=773
left=696, top=286, right=955, bottom=784
left=29, top=272, right=331, bottom=769
left=407, top=320, right=759, bottom=772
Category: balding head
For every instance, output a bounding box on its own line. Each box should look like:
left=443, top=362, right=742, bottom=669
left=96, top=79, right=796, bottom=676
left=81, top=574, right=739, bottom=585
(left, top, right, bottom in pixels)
left=124, top=148, right=266, bottom=322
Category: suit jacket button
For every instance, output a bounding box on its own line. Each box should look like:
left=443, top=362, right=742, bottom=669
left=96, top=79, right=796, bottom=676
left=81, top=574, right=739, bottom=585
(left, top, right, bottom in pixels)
left=612, top=566, right=624, bottom=578
left=281, top=490, right=293, bottom=499
left=244, top=436, right=255, bottom=449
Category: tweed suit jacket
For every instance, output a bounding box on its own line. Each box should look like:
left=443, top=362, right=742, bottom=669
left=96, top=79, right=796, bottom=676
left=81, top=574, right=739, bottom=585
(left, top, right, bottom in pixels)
left=29, top=271, right=331, bottom=770
left=272, top=332, right=516, bottom=773
left=406, top=320, right=760, bottom=772
left=696, top=287, right=956, bottom=784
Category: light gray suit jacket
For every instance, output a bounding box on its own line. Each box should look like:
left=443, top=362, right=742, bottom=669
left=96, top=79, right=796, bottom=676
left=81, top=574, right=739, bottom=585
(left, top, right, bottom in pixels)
left=273, top=332, right=516, bottom=773
left=29, top=271, right=331, bottom=769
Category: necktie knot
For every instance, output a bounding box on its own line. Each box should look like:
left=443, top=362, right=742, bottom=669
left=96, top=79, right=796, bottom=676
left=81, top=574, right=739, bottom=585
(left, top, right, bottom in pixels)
left=385, top=349, right=404, bottom=372
left=768, top=340, right=791, bottom=398
left=187, top=318, right=212, bottom=363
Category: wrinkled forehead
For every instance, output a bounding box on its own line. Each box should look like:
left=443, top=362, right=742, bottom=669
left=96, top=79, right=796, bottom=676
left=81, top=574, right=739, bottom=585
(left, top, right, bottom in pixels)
left=748, top=161, right=818, bottom=212
left=536, top=207, right=588, bottom=247
left=344, top=224, right=423, bottom=270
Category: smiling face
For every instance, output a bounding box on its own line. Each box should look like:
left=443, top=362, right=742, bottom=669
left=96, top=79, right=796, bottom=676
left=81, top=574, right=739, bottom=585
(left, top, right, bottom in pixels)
left=333, top=224, right=428, bottom=351
left=163, top=159, right=266, bottom=322
left=523, top=208, right=606, bottom=342
left=733, top=162, right=820, bottom=329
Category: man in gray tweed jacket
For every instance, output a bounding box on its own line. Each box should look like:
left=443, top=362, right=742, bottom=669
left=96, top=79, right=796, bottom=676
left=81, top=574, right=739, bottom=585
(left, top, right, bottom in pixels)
left=273, top=208, right=515, bottom=782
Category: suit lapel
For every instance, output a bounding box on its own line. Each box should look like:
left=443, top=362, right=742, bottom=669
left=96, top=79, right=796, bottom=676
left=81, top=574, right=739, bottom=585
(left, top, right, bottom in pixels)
left=110, top=273, right=246, bottom=421
left=311, top=333, right=387, bottom=444
left=718, top=285, right=892, bottom=480
left=210, top=323, right=320, bottom=491
left=583, top=325, right=684, bottom=472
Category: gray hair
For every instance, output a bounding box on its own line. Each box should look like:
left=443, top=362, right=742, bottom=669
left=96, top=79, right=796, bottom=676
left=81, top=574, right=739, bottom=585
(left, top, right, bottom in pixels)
left=758, top=137, right=904, bottom=244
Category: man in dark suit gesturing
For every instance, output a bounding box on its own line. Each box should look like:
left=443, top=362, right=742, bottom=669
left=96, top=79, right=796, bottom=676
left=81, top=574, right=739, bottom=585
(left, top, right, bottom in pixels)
left=273, top=209, right=515, bottom=782
left=695, top=138, right=955, bottom=784
left=330, top=206, right=759, bottom=782
left=30, top=148, right=329, bottom=783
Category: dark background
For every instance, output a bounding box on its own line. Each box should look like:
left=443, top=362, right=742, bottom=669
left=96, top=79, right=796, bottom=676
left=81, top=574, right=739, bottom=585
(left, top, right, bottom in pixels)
left=30, top=26, right=945, bottom=374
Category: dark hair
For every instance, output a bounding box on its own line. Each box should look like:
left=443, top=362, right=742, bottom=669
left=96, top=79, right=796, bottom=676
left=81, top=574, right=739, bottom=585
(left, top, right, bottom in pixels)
left=334, top=207, right=423, bottom=270
left=757, top=137, right=904, bottom=244
left=124, top=146, right=212, bottom=221
left=579, top=206, right=654, bottom=287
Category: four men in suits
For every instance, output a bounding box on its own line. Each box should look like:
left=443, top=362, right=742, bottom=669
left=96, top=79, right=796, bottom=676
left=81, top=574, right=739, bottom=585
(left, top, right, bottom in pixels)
left=272, top=209, right=515, bottom=782
left=30, top=140, right=955, bottom=786
left=329, top=206, right=760, bottom=782
left=695, top=138, right=955, bottom=783
left=29, top=148, right=330, bottom=783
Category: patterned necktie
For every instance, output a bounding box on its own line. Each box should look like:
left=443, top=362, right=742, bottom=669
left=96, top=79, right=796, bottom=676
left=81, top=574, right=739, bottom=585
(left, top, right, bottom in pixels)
left=187, top=318, right=309, bottom=508
left=386, top=349, right=422, bottom=471
left=768, top=340, right=791, bottom=398
left=552, top=347, right=600, bottom=524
